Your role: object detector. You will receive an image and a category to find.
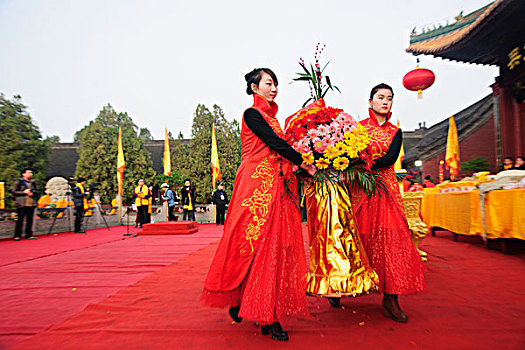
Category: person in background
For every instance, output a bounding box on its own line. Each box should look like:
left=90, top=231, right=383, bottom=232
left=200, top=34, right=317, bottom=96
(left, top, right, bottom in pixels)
left=72, top=177, right=89, bottom=233
left=161, top=183, right=176, bottom=221
left=133, top=179, right=151, bottom=228
left=211, top=182, right=228, bottom=225
left=513, top=156, right=525, bottom=170
left=180, top=179, right=197, bottom=221
left=423, top=175, right=435, bottom=188
left=499, top=157, right=514, bottom=171
left=11, top=168, right=40, bottom=240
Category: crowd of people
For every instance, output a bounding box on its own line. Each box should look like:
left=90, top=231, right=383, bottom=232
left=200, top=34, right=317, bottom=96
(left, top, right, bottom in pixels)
left=500, top=156, right=525, bottom=171
left=7, top=172, right=228, bottom=237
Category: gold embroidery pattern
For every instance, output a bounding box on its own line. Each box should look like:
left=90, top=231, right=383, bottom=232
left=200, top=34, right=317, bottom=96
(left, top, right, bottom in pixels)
left=364, top=122, right=397, bottom=159
left=266, top=117, right=285, bottom=138
left=241, top=157, right=275, bottom=254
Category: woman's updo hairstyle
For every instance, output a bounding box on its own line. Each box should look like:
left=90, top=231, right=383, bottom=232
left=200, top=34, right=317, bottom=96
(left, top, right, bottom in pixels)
left=245, top=68, right=278, bottom=95
left=370, top=83, right=394, bottom=100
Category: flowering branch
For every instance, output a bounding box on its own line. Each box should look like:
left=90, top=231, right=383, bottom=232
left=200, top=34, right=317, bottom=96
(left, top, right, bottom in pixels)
left=293, top=43, right=340, bottom=107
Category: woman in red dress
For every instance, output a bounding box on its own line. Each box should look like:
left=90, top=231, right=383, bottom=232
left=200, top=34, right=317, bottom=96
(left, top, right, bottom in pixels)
left=200, top=68, right=315, bottom=341
left=351, top=83, right=426, bottom=322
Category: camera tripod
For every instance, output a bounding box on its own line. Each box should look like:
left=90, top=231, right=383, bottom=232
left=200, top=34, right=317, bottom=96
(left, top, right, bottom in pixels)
left=83, top=198, right=111, bottom=232
left=47, top=191, right=74, bottom=235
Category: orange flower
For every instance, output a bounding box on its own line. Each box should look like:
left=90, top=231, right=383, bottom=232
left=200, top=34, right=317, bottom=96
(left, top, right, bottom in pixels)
left=315, top=158, right=330, bottom=169
left=333, top=157, right=350, bottom=171
left=324, top=145, right=339, bottom=159
left=302, top=152, right=314, bottom=165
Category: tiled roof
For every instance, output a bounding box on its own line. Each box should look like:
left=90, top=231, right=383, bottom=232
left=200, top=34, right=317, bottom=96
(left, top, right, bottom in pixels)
left=47, top=139, right=190, bottom=178
left=406, top=0, right=505, bottom=64
left=416, top=94, right=494, bottom=161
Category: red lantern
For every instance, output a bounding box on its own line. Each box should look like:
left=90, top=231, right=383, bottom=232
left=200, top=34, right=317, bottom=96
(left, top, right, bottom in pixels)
left=403, top=66, right=435, bottom=98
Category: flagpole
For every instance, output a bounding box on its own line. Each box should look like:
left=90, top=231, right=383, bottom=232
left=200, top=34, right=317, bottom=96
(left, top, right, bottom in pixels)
left=117, top=127, right=126, bottom=225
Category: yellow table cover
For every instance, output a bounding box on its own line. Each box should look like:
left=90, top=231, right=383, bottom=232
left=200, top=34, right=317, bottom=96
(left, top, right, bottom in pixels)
left=421, top=188, right=525, bottom=240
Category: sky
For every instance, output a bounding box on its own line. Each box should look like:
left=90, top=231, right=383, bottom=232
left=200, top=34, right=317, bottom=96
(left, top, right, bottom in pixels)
left=0, top=0, right=498, bottom=142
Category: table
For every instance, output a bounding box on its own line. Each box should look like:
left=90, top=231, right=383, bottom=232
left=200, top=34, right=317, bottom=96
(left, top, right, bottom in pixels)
left=421, top=188, right=525, bottom=240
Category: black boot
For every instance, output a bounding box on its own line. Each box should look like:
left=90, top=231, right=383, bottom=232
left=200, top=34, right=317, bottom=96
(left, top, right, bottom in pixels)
left=328, top=297, right=341, bottom=308
left=261, top=322, right=289, bottom=341
left=228, top=306, right=242, bottom=323
left=382, top=294, right=408, bottom=323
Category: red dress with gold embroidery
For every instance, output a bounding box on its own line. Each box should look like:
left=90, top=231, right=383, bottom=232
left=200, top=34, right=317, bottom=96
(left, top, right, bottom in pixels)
left=351, top=109, right=426, bottom=295
left=200, top=94, right=308, bottom=324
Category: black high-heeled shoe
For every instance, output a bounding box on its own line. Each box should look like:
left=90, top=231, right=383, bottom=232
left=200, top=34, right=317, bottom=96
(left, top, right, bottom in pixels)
left=228, top=306, right=242, bottom=323
left=382, top=294, right=408, bottom=323
left=328, top=297, right=341, bottom=308
left=261, top=322, right=289, bottom=341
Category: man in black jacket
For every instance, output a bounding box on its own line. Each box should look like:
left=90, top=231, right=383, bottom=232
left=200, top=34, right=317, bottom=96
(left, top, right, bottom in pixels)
left=72, top=177, right=89, bottom=233
left=11, top=168, right=40, bottom=240
left=211, top=182, right=228, bottom=225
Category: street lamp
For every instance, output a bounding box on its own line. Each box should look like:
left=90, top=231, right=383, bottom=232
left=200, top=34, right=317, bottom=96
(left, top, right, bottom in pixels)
left=414, top=160, right=423, bottom=184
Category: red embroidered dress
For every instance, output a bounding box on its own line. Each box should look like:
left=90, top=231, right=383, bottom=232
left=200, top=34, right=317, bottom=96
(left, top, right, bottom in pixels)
left=351, top=109, right=426, bottom=295
left=200, top=94, right=308, bottom=324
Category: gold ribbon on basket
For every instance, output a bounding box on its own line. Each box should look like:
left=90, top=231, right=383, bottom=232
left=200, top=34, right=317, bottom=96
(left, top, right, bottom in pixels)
left=305, top=181, right=379, bottom=297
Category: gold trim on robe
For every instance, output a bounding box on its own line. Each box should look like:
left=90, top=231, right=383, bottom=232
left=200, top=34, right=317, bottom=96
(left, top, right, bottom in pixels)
left=305, top=181, right=379, bottom=297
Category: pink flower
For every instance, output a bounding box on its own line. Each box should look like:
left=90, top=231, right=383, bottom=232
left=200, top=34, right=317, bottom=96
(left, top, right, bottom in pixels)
left=313, top=138, right=327, bottom=153
left=296, top=137, right=311, bottom=153
left=326, top=137, right=338, bottom=147
left=328, top=122, right=340, bottom=134
left=333, top=131, right=344, bottom=142
left=317, top=125, right=329, bottom=135
left=307, top=128, right=320, bottom=138
left=336, top=114, right=347, bottom=125
left=343, top=124, right=353, bottom=133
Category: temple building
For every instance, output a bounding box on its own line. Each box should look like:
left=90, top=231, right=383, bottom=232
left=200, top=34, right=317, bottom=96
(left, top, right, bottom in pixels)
left=47, top=140, right=190, bottom=179
left=405, top=0, right=525, bottom=178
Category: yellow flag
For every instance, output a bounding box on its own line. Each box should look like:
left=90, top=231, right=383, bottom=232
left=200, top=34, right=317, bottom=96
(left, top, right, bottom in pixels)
left=163, top=128, right=171, bottom=176
left=211, top=124, right=222, bottom=190
left=0, top=182, right=5, bottom=209
left=394, top=120, right=404, bottom=170
left=445, top=116, right=460, bottom=180
left=117, top=127, right=125, bottom=196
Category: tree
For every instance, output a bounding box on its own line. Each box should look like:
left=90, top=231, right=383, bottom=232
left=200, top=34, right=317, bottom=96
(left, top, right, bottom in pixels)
left=74, top=104, right=156, bottom=203
left=461, top=157, right=492, bottom=174
left=181, top=104, right=241, bottom=203
left=138, top=127, right=153, bottom=141
left=0, top=94, right=52, bottom=191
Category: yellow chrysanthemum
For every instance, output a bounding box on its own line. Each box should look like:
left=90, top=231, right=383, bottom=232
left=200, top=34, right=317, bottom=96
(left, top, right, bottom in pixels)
left=333, top=157, right=350, bottom=171
left=335, top=142, right=347, bottom=154
left=315, top=158, right=330, bottom=169
left=302, top=152, right=314, bottom=165
left=324, top=145, right=340, bottom=159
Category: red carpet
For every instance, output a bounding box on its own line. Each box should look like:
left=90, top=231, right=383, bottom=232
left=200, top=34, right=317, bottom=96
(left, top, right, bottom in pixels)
left=9, top=225, right=525, bottom=350
left=0, top=226, right=139, bottom=267
left=138, top=221, right=199, bottom=235
left=0, top=224, right=222, bottom=349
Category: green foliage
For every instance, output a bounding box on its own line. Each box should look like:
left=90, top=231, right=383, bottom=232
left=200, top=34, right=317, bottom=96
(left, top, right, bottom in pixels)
left=74, top=104, right=156, bottom=203
left=154, top=171, right=184, bottom=194
left=310, top=167, right=386, bottom=198
left=169, top=131, right=191, bottom=182
left=293, top=44, right=340, bottom=107
left=461, top=157, right=491, bottom=174
left=173, top=104, right=241, bottom=203
left=138, top=127, right=153, bottom=141
left=0, top=94, right=52, bottom=192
